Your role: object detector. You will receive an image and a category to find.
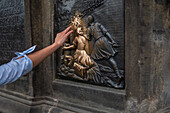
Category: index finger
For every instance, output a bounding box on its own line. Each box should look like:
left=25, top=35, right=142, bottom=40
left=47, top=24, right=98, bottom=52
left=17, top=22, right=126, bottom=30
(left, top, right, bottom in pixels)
left=62, top=30, right=73, bottom=40
left=63, top=26, right=72, bottom=34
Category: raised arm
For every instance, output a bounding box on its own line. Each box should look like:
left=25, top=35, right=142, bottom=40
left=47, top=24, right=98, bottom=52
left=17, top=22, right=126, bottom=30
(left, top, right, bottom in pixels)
left=0, top=26, right=73, bottom=86
left=28, top=26, right=73, bottom=68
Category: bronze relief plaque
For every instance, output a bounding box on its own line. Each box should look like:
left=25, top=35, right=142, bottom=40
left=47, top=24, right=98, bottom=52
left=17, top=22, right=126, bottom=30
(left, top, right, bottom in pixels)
left=55, top=0, right=124, bottom=89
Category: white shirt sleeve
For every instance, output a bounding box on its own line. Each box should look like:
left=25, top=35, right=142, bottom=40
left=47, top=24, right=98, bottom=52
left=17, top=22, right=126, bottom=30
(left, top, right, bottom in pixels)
left=0, top=45, right=36, bottom=86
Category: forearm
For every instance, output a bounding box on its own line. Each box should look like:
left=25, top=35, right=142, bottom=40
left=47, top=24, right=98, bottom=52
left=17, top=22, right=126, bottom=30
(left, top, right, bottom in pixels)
left=106, top=32, right=116, bottom=43
left=24, top=26, right=73, bottom=68
left=28, top=43, right=59, bottom=68
left=0, top=26, right=72, bottom=87
left=64, top=45, right=75, bottom=50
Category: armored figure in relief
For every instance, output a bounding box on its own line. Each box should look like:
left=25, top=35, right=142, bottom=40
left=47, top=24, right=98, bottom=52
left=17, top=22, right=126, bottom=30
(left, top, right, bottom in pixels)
left=87, top=15, right=122, bottom=80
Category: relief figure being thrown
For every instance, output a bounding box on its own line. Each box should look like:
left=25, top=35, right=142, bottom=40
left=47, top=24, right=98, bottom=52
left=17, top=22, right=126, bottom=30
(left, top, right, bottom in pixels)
left=63, top=26, right=101, bottom=83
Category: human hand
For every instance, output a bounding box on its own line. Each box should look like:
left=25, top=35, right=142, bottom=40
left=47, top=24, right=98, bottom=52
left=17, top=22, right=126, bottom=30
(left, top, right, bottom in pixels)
left=109, top=42, right=118, bottom=47
left=112, top=42, right=118, bottom=47
left=54, top=26, right=73, bottom=48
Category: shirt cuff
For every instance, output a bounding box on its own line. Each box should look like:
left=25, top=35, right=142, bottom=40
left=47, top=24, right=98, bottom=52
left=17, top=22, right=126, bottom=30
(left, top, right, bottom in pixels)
left=13, top=45, right=36, bottom=74
left=13, top=45, right=36, bottom=60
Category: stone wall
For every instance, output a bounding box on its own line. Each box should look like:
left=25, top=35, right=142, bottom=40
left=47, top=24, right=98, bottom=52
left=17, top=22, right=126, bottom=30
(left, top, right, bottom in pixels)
left=125, top=0, right=170, bottom=112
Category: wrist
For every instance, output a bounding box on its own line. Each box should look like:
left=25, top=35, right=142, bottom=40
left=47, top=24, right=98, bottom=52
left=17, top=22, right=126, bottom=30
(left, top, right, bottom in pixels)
left=51, top=43, right=59, bottom=50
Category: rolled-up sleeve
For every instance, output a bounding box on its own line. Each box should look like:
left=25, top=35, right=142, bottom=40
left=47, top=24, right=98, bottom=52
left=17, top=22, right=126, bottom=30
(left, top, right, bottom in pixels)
left=0, top=45, right=36, bottom=86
